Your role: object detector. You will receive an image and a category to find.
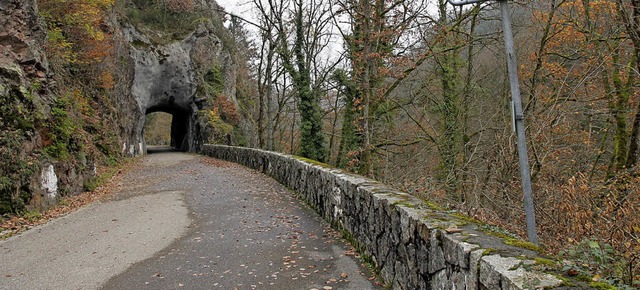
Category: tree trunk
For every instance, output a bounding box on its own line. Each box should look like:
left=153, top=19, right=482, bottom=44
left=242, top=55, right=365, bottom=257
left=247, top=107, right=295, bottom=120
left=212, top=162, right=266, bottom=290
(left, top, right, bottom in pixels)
left=621, top=0, right=640, bottom=168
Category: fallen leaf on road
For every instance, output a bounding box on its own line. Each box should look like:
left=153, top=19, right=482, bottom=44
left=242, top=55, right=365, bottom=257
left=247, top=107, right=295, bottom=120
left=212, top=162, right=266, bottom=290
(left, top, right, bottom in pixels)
left=344, top=250, right=357, bottom=256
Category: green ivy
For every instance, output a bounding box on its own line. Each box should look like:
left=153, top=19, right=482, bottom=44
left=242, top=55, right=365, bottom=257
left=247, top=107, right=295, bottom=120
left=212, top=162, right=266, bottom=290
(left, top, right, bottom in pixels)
left=560, top=238, right=634, bottom=289
left=0, top=131, right=37, bottom=214
left=0, top=83, right=43, bottom=214
left=0, top=84, right=43, bottom=133
left=203, top=65, right=224, bottom=97
left=44, top=97, right=78, bottom=159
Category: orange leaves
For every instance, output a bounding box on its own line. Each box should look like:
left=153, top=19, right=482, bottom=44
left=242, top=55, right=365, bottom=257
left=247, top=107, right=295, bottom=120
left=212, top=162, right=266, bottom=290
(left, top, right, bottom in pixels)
left=519, top=0, right=636, bottom=183
left=40, top=0, right=114, bottom=65
left=163, top=0, right=195, bottom=13
left=548, top=172, right=640, bottom=281
left=214, top=95, right=240, bottom=126
left=345, top=150, right=361, bottom=171
left=81, top=35, right=114, bottom=64
left=99, top=71, right=115, bottom=90
left=209, top=107, right=222, bottom=124
left=522, top=0, right=625, bottom=98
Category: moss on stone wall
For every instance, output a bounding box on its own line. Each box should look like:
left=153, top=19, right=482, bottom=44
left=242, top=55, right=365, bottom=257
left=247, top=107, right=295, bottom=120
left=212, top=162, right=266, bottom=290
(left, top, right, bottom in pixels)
left=202, top=145, right=568, bottom=289
left=293, top=156, right=333, bottom=168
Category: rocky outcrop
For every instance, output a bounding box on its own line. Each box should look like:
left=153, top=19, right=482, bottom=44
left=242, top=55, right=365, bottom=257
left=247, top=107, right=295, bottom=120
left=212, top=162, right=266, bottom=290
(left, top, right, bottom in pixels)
left=125, top=19, right=237, bottom=153
left=202, top=145, right=566, bottom=290
left=1, top=0, right=240, bottom=213
left=0, top=0, right=48, bottom=80
left=1, top=0, right=57, bottom=211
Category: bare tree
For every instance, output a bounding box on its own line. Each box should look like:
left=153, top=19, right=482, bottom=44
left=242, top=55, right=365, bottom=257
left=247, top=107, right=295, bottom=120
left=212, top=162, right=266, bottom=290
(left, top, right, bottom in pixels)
left=252, top=0, right=336, bottom=161
left=332, top=0, right=428, bottom=176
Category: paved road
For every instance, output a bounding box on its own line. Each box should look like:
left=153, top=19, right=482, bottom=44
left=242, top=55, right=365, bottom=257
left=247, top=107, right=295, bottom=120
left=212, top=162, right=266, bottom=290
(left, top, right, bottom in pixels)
left=0, top=147, right=379, bottom=290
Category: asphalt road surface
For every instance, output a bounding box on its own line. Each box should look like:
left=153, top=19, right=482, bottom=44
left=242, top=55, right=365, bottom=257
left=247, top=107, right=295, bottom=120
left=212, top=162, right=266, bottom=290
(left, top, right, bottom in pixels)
left=0, top=147, right=380, bottom=290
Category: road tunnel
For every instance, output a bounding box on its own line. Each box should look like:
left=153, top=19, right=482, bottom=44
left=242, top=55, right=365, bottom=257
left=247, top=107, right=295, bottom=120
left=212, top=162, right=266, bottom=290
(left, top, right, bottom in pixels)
left=145, top=106, right=192, bottom=152
left=126, top=23, right=230, bottom=155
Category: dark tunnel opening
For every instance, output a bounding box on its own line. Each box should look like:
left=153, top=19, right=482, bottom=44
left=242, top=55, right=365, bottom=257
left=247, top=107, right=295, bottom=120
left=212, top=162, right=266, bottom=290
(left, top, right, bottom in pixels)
left=145, top=106, right=191, bottom=152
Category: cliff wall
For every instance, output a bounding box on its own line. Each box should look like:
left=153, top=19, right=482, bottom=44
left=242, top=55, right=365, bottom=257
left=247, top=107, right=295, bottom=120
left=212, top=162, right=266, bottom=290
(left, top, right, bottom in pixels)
left=0, top=0, right=238, bottom=213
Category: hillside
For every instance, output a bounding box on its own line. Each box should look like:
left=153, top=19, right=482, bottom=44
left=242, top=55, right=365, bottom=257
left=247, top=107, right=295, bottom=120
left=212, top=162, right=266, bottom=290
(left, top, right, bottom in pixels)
left=0, top=0, right=244, bottom=214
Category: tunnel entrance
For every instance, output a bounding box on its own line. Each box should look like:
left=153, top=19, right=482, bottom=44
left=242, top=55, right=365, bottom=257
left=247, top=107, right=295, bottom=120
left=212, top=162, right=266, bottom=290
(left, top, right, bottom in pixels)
left=144, top=112, right=172, bottom=146
left=144, top=107, right=192, bottom=152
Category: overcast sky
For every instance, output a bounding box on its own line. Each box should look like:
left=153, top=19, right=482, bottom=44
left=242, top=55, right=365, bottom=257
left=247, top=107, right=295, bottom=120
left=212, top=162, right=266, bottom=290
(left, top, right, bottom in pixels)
left=215, top=0, right=253, bottom=20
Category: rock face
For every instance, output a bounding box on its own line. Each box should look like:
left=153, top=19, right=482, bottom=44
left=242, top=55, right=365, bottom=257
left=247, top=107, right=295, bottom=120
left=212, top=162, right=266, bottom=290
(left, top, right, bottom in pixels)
left=40, top=165, right=58, bottom=199
left=1, top=0, right=239, bottom=213
left=0, top=0, right=48, bottom=79
left=202, top=145, right=565, bottom=290
left=1, top=0, right=56, bottom=212
left=1, top=0, right=145, bottom=212
left=125, top=20, right=237, bottom=153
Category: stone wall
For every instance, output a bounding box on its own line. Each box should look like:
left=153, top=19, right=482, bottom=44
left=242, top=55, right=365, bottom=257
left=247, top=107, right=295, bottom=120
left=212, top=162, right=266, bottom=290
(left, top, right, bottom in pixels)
left=201, top=145, right=567, bottom=289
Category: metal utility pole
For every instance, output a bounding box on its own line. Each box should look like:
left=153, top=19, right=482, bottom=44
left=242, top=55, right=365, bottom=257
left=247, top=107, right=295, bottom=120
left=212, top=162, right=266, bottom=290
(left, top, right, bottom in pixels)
left=446, top=0, right=538, bottom=244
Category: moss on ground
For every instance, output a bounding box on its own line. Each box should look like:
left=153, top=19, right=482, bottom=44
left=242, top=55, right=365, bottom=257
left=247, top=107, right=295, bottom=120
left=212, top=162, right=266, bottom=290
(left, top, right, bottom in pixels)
left=534, top=257, right=557, bottom=268
left=589, top=281, right=617, bottom=290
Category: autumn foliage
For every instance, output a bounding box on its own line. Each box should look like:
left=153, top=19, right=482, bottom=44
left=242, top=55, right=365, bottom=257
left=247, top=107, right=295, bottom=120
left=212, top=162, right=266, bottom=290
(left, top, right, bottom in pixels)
left=246, top=0, right=639, bottom=285
left=39, top=0, right=115, bottom=65
left=503, top=1, right=639, bottom=280
left=162, top=0, right=195, bottom=13
left=17, top=0, right=640, bottom=285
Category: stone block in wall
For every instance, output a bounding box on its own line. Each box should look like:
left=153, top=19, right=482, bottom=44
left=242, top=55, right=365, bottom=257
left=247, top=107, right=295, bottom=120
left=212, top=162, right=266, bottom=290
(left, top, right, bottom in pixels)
left=442, top=233, right=479, bottom=269
left=430, top=267, right=452, bottom=289
left=480, top=255, right=561, bottom=289
left=428, top=230, right=447, bottom=274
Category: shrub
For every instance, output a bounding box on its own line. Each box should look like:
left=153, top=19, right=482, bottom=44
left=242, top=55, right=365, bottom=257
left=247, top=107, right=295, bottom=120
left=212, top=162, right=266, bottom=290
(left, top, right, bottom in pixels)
left=126, top=0, right=207, bottom=44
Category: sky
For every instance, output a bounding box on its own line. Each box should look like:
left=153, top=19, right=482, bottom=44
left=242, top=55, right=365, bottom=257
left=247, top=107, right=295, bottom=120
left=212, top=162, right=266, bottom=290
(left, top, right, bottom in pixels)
left=214, top=0, right=262, bottom=38
left=215, top=0, right=254, bottom=21
left=211, top=0, right=443, bottom=64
